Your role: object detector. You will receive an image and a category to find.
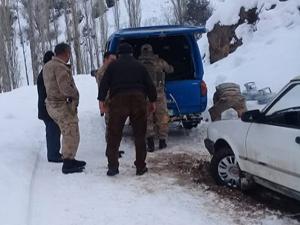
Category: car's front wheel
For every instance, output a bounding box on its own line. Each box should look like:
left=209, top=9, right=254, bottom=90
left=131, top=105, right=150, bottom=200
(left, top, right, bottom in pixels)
left=210, top=147, right=240, bottom=187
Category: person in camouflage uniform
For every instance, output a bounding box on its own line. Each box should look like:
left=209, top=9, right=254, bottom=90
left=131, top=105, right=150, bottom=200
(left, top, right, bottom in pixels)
left=95, top=52, right=116, bottom=138
left=43, top=43, right=86, bottom=174
left=139, top=44, right=174, bottom=152
left=95, top=52, right=117, bottom=88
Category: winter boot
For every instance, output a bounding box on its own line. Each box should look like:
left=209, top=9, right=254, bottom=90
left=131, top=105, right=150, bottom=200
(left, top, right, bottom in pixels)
left=62, top=159, right=86, bottom=174
left=48, top=153, right=63, bottom=163
left=136, top=167, right=148, bottom=176
left=107, top=168, right=119, bottom=176
left=147, top=137, right=155, bottom=152
left=159, top=139, right=167, bottom=149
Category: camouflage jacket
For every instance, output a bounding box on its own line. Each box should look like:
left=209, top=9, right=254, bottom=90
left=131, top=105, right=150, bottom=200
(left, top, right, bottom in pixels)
left=95, top=64, right=108, bottom=88
left=139, top=54, right=174, bottom=88
left=43, top=57, right=79, bottom=105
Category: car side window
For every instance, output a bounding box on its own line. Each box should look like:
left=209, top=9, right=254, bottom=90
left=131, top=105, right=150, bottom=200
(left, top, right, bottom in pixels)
left=266, top=111, right=300, bottom=128
left=265, top=83, right=300, bottom=129
left=267, top=84, right=300, bottom=116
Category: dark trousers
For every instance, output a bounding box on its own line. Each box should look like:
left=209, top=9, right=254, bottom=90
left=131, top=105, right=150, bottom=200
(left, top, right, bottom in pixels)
left=106, top=92, right=147, bottom=170
left=43, top=119, right=61, bottom=160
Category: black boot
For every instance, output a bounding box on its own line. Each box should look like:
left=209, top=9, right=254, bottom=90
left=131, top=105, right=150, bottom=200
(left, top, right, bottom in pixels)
left=159, top=139, right=167, bottom=149
left=136, top=167, right=148, bottom=176
left=48, top=153, right=63, bottom=163
left=62, top=159, right=86, bottom=174
left=107, top=168, right=119, bottom=176
left=147, top=137, right=155, bottom=152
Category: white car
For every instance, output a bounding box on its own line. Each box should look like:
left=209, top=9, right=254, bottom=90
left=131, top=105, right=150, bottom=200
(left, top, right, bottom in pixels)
left=205, top=76, right=300, bottom=200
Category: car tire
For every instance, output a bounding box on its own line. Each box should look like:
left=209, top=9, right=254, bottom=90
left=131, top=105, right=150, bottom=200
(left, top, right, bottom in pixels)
left=210, top=147, right=240, bottom=188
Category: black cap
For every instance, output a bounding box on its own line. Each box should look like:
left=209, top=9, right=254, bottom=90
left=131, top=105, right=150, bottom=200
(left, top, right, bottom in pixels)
left=118, top=43, right=133, bottom=55
left=43, top=51, right=54, bottom=64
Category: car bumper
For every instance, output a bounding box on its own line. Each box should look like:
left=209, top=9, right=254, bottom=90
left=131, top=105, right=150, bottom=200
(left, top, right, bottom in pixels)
left=204, top=138, right=215, bottom=155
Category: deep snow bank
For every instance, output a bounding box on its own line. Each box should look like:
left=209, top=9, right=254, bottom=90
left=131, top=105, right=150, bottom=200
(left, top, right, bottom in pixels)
left=199, top=0, right=300, bottom=98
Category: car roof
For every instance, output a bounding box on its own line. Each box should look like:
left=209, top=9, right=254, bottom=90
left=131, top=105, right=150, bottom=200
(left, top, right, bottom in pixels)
left=111, top=25, right=206, bottom=38
left=291, top=76, right=300, bottom=81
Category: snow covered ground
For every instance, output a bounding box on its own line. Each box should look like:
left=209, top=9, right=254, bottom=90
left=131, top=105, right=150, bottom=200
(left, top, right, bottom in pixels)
left=199, top=0, right=300, bottom=100
left=1, top=76, right=299, bottom=225
left=2, top=0, right=300, bottom=224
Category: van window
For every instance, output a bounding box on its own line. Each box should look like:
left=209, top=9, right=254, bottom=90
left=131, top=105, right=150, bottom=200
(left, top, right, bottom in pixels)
left=120, top=35, right=195, bottom=81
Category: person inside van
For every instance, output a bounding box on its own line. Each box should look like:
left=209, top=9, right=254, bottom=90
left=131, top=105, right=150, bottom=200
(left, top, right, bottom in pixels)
left=138, top=44, right=174, bottom=152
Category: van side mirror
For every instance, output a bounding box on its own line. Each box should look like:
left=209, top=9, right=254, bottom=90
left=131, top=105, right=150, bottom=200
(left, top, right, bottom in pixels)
left=241, top=110, right=264, bottom=123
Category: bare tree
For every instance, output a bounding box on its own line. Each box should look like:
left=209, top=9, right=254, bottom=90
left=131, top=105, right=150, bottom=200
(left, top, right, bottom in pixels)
left=170, top=0, right=186, bottom=25
left=124, top=0, right=141, bottom=28
left=170, top=0, right=211, bottom=26
left=113, top=0, right=120, bottom=30
left=90, top=0, right=100, bottom=68
left=99, top=12, right=108, bottom=54
left=184, top=0, right=211, bottom=26
left=50, top=0, right=60, bottom=45
left=15, top=0, right=29, bottom=86
left=63, top=0, right=75, bottom=75
left=70, top=0, right=84, bottom=74
left=83, top=0, right=95, bottom=71
left=21, top=0, right=39, bottom=84
left=33, top=0, right=52, bottom=55
left=0, top=0, right=20, bottom=92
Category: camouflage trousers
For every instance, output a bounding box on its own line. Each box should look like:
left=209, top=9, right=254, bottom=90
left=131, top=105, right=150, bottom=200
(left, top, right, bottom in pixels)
left=46, top=101, right=80, bottom=159
left=147, top=90, right=169, bottom=139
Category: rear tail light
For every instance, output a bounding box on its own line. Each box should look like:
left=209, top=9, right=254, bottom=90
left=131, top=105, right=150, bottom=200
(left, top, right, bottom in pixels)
left=201, top=80, right=207, bottom=96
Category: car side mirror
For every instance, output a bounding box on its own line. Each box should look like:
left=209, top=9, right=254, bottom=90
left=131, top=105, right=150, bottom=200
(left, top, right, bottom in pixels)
left=241, top=110, right=264, bottom=123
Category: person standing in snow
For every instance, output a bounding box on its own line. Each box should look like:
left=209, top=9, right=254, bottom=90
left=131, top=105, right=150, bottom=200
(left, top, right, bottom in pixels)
left=95, top=52, right=117, bottom=88
left=95, top=52, right=116, bottom=139
left=138, top=44, right=174, bottom=152
left=43, top=43, right=86, bottom=174
left=98, top=43, right=157, bottom=176
left=96, top=52, right=124, bottom=158
left=37, top=51, right=62, bottom=163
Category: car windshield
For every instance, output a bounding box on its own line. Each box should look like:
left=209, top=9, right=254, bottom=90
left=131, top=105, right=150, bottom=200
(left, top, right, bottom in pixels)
left=266, top=83, right=300, bottom=116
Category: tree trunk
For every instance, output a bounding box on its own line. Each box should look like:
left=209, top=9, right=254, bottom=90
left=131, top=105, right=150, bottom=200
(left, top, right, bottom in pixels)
left=70, top=0, right=84, bottom=74
left=16, top=0, right=29, bottom=86
left=113, top=0, right=120, bottom=30
left=125, top=0, right=141, bottom=28
left=27, top=0, right=39, bottom=84
left=99, top=13, right=108, bottom=54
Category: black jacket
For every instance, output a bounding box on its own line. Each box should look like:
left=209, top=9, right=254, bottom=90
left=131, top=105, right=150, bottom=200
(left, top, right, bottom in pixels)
left=37, top=70, right=52, bottom=121
left=98, top=55, right=157, bottom=102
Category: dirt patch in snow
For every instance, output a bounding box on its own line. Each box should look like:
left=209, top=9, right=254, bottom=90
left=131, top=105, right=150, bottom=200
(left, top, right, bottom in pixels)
left=148, top=152, right=300, bottom=221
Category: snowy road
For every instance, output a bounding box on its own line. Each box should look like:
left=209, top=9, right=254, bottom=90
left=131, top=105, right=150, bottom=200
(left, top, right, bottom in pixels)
left=1, top=77, right=299, bottom=225
left=27, top=78, right=234, bottom=225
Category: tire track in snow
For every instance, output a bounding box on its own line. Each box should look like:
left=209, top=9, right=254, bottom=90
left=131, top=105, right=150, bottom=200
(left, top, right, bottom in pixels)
left=26, top=141, right=43, bottom=225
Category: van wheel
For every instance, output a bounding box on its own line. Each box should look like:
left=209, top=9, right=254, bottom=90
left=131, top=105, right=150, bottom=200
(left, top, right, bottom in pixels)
left=210, top=147, right=240, bottom=188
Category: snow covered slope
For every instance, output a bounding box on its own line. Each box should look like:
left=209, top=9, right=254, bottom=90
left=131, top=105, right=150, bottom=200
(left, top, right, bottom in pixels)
left=199, top=0, right=300, bottom=98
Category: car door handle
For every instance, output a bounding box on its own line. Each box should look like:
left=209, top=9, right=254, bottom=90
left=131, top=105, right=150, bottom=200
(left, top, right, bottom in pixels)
left=296, top=137, right=300, bottom=144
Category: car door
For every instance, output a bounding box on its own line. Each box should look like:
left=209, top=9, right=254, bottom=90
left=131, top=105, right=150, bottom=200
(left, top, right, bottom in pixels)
left=245, top=82, right=300, bottom=192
